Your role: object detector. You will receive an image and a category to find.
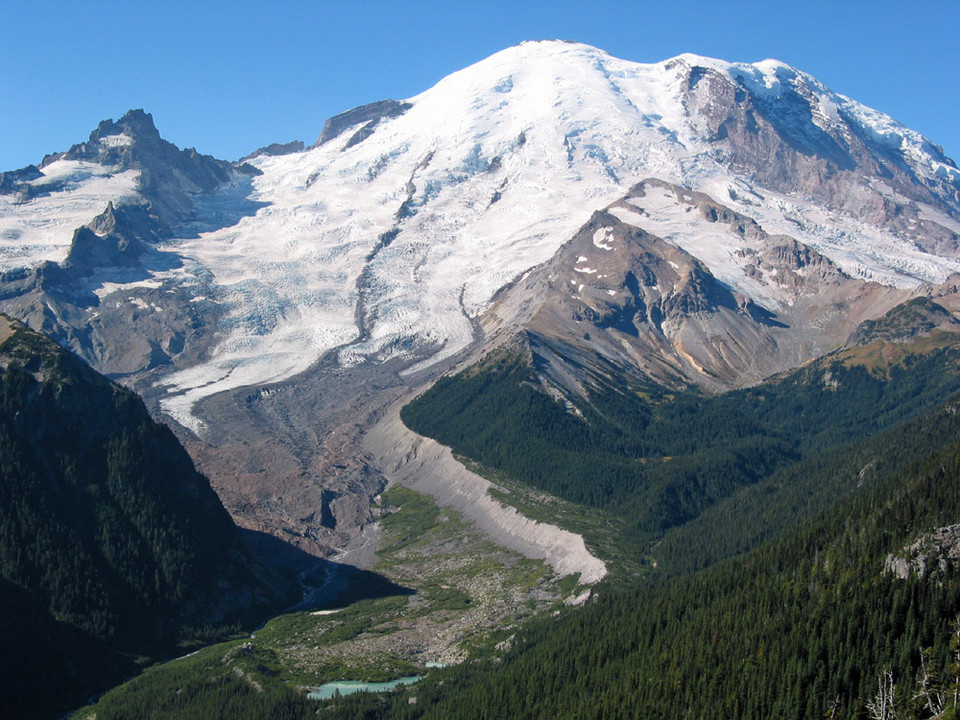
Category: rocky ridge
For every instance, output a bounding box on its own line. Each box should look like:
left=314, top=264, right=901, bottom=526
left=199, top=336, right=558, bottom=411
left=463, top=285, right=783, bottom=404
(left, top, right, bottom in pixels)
left=480, top=178, right=911, bottom=397
left=364, top=399, right=607, bottom=583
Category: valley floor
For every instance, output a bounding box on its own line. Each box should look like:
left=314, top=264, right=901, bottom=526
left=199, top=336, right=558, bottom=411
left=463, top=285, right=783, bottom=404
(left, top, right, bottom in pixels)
left=77, top=481, right=590, bottom=718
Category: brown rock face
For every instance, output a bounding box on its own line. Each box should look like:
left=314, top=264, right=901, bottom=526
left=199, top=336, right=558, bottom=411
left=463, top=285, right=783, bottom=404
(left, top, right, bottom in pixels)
left=4, top=48, right=960, bottom=563
left=481, top=179, right=913, bottom=399
left=679, top=61, right=960, bottom=219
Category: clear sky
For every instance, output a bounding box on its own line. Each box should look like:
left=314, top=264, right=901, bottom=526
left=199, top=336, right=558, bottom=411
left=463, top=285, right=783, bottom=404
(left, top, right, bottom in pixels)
left=2, top=0, right=957, bottom=171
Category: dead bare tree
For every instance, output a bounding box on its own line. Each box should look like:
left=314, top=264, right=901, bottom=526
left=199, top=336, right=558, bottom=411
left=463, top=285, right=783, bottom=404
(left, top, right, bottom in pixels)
left=867, top=668, right=898, bottom=720
left=912, top=648, right=945, bottom=717
left=952, top=617, right=960, bottom=709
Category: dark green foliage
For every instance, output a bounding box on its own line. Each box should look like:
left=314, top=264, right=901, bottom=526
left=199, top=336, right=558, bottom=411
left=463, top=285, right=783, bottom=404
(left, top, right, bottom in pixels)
left=0, top=576, right=136, bottom=720
left=0, top=325, right=237, bottom=641
left=85, top=394, right=960, bottom=719
left=93, top=675, right=311, bottom=720
left=654, top=393, right=960, bottom=575
left=80, top=644, right=316, bottom=720
left=320, top=407, right=960, bottom=719
left=848, top=296, right=960, bottom=345
left=382, top=336, right=960, bottom=717
left=75, top=333, right=960, bottom=719
left=0, top=321, right=284, bottom=717
left=402, top=339, right=960, bottom=550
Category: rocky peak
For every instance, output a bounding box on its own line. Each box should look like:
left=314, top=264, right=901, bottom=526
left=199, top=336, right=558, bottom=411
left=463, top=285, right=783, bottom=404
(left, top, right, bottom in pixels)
left=848, top=297, right=960, bottom=345
left=240, top=140, right=305, bottom=162
left=502, top=207, right=787, bottom=392
left=38, top=109, right=236, bottom=202
left=85, top=201, right=157, bottom=242
left=314, top=99, right=412, bottom=147
left=91, top=108, right=162, bottom=144
left=59, top=201, right=170, bottom=279
left=0, top=164, right=42, bottom=196
left=44, top=109, right=162, bottom=169
left=87, top=200, right=121, bottom=236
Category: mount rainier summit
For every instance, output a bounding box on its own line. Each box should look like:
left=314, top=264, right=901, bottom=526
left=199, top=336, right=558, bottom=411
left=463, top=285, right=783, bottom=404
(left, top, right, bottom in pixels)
left=1, top=40, right=959, bottom=561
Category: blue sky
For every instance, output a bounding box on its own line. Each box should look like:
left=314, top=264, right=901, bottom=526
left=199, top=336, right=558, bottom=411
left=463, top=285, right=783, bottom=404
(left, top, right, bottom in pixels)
left=2, top=0, right=957, bottom=170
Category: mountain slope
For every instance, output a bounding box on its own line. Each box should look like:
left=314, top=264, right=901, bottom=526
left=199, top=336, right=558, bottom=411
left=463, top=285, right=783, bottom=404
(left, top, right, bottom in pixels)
left=71, top=378, right=960, bottom=720
left=0, top=316, right=296, bottom=718
left=151, top=40, right=960, bottom=417
left=352, top=404, right=960, bottom=719
left=4, top=42, right=959, bottom=416
left=0, top=576, right=135, bottom=720
left=2, top=40, right=960, bottom=718
left=482, top=178, right=908, bottom=393
left=403, top=298, right=960, bottom=544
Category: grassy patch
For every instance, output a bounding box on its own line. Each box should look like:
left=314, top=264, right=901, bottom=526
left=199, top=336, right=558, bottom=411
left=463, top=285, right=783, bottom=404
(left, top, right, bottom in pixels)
left=840, top=330, right=960, bottom=376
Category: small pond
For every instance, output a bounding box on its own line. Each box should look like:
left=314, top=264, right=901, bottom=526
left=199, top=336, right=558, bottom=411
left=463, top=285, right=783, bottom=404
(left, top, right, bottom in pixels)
left=308, top=676, right=422, bottom=700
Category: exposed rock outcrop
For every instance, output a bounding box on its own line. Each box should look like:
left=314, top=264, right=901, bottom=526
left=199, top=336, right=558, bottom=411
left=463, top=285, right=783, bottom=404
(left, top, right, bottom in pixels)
left=364, top=399, right=607, bottom=584
left=314, top=99, right=412, bottom=146
left=240, top=140, right=306, bottom=162
left=483, top=179, right=906, bottom=395
left=885, top=524, right=960, bottom=580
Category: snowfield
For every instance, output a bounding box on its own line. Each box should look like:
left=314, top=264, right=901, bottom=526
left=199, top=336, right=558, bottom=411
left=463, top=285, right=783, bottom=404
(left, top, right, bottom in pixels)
left=2, top=41, right=958, bottom=429
left=0, top=161, right=140, bottom=271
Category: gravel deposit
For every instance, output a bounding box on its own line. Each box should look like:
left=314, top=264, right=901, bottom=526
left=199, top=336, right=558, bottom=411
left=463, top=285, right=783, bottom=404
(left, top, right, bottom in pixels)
left=364, top=400, right=607, bottom=584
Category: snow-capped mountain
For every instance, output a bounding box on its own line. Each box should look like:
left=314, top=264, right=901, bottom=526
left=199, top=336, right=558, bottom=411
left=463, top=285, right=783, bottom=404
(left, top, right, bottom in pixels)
left=173, top=40, right=959, bottom=419
left=2, top=40, right=959, bottom=553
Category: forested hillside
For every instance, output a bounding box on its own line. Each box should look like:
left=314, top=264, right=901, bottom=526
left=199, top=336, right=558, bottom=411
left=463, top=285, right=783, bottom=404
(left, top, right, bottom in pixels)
left=0, top=317, right=296, bottom=718
left=97, top=385, right=960, bottom=719
left=403, top=318, right=960, bottom=557
left=78, top=313, right=960, bottom=719
left=331, top=392, right=960, bottom=719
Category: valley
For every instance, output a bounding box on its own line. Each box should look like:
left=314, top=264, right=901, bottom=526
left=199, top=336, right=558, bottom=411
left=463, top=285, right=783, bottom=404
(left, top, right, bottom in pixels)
left=77, top=481, right=596, bottom=719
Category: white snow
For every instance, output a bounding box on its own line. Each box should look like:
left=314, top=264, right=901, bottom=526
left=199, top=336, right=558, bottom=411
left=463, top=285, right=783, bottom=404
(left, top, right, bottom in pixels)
left=2, top=40, right=958, bottom=431
left=695, top=175, right=960, bottom=289
left=613, top=179, right=960, bottom=310
left=94, top=278, right=163, bottom=299
left=156, top=42, right=694, bottom=419
left=98, top=133, right=134, bottom=148
left=593, top=227, right=614, bottom=250
left=0, top=160, right=139, bottom=271
left=720, top=58, right=960, bottom=191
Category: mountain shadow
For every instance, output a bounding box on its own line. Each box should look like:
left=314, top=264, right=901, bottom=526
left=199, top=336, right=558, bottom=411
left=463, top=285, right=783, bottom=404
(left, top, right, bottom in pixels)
left=0, top=318, right=301, bottom=718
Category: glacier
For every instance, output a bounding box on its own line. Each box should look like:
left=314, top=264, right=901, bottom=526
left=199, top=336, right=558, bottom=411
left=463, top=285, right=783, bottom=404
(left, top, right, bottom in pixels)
left=1, top=40, right=959, bottom=432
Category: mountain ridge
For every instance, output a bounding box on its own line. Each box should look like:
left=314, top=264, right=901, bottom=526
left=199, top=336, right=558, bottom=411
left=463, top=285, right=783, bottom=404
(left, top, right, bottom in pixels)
left=5, top=40, right=960, bottom=718
left=0, top=40, right=959, bottom=559
left=0, top=315, right=299, bottom=717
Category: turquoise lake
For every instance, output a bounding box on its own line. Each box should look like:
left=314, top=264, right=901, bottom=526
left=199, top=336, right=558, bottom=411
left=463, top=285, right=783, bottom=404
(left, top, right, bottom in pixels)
left=308, top=676, right=422, bottom=700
